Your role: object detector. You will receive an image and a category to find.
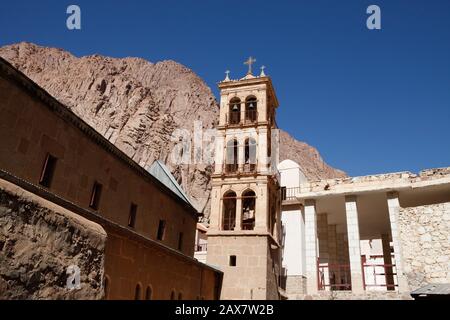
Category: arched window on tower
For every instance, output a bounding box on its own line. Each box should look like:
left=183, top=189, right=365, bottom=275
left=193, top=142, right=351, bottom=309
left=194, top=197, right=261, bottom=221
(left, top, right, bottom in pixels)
left=134, top=283, right=142, bottom=300
left=229, top=98, right=241, bottom=125
left=145, top=286, right=153, bottom=300
left=104, top=275, right=110, bottom=300
left=244, top=138, right=257, bottom=173
left=245, top=96, right=257, bottom=123
left=222, top=191, right=237, bottom=231
left=242, top=190, right=256, bottom=230
left=226, top=139, right=238, bottom=173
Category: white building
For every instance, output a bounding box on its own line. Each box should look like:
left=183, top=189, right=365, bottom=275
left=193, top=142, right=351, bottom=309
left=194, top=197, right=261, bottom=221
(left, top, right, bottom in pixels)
left=279, top=163, right=450, bottom=299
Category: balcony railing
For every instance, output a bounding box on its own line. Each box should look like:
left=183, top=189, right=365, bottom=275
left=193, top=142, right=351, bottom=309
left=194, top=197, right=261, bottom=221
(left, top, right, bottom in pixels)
left=225, top=110, right=258, bottom=126
left=281, top=187, right=301, bottom=201
left=362, top=263, right=398, bottom=290
left=245, top=109, right=258, bottom=123
left=222, top=163, right=257, bottom=175
left=228, top=111, right=240, bottom=125
left=242, top=163, right=257, bottom=173
left=195, top=243, right=208, bottom=252
left=225, top=164, right=239, bottom=174
left=242, top=218, right=255, bottom=230
left=318, top=262, right=352, bottom=291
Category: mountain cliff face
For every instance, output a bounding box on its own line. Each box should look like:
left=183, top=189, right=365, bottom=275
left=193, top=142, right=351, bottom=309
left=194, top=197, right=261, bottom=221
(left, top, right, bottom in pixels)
left=0, top=42, right=345, bottom=219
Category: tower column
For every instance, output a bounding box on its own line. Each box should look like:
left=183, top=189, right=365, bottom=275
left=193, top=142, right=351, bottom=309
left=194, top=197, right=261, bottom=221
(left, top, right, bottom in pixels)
left=257, top=129, right=268, bottom=173
left=255, top=185, right=268, bottom=232
left=238, top=137, right=245, bottom=172
left=215, top=133, right=225, bottom=174
left=235, top=197, right=242, bottom=231
left=344, top=195, right=364, bottom=294
left=304, top=199, right=318, bottom=294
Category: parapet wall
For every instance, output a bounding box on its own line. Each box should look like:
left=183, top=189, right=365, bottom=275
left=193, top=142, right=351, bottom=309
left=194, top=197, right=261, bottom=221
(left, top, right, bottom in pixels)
left=297, top=167, right=450, bottom=197
left=399, top=202, right=450, bottom=290
left=0, top=178, right=106, bottom=299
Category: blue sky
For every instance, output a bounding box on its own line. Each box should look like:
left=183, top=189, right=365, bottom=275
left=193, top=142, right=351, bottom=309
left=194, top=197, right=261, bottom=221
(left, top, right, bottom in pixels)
left=1, top=0, right=449, bottom=176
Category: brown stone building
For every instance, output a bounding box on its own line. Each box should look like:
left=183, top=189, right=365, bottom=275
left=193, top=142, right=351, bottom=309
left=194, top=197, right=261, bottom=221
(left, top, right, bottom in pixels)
left=0, top=57, right=222, bottom=300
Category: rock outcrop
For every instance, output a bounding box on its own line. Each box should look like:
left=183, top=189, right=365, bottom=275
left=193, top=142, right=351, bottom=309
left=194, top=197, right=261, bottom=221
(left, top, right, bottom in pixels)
left=0, top=42, right=346, bottom=219
left=280, top=131, right=346, bottom=180
left=0, top=178, right=106, bottom=299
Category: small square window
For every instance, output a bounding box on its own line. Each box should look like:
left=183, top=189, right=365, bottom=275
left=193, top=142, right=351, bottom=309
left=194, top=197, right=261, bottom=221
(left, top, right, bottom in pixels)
left=229, top=255, right=237, bottom=267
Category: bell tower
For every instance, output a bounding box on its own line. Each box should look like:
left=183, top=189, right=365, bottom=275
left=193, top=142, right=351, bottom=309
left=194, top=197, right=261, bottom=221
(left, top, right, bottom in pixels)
left=207, top=58, right=282, bottom=300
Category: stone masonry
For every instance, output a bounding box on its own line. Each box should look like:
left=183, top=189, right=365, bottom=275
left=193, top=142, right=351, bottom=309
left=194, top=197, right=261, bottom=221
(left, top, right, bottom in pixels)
left=399, top=202, right=450, bottom=290
left=0, top=178, right=106, bottom=299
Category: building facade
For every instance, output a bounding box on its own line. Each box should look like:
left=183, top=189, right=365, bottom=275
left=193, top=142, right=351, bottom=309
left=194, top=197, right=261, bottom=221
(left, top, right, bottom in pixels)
left=206, top=69, right=283, bottom=300
left=280, top=162, right=450, bottom=299
left=0, top=57, right=222, bottom=300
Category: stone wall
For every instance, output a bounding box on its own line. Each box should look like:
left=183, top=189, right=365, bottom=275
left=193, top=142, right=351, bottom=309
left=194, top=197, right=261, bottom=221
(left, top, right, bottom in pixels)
left=399, top=202, right=450, bottom=290
left=0, top=70, right=197, bottom=257
left=284, top=275, right=306, bottom=299
left=0, top=179, right=106, bottom=299
left=299, top=291, right=411, bottom=300
left=207, top=235, right=278, bottom=300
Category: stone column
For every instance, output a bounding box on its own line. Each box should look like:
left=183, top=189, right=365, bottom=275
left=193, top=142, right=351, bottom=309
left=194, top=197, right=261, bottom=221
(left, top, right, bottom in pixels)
left=255, top=185, right=268, bottom=232
left=317, top=213, right=329, bottom=290
left=345, top=195, right=364, bottom=294
left=257, top=129, right=268, bottom=173
left=235, top=197, right=242, bottom=231
left=238, top=137, right=245, bottom=172
left=328, top=224, right=338, bottom=288
left=214, top=133, right=225, bottom=174
left=304, top=199, right=318, bottom=294
left=317, top=214, right=329, bottom=262
left=386, top=192, right=409, bottom=293
left=209, top=186, right=221, bottom=232
left=381, top=234, right=395, bottom=290
left=240, top=103, right=246, bottom=124
left=336, top=232, right=350, bottom=288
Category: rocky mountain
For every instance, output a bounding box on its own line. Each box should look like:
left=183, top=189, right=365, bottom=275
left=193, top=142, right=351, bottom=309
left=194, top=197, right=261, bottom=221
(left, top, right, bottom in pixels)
left=280, top=131, right=346, bottom=180
left=0, top=42, right=345, bottom=219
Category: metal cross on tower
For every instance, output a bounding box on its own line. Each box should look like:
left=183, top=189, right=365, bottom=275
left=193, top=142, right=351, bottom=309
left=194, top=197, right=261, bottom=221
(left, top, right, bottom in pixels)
left=244, top=56, right=256, bottom=75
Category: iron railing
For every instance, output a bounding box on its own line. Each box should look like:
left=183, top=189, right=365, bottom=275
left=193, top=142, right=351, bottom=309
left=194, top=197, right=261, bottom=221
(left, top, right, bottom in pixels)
left=242, top=163, right=257, bottom=173
left=318, top=262, right=352, bottom=291
left=281, top=187, right=301, bottom=201
left=228, top=111, right=240, bottom=125
left=245, top=109, right=258, bottom=123
left=225, top=110, right=258, bottom=126
left=195, top=243, right=208, bottom=252
left=225, top=163, right=239, bottom=174
left=362, top=263, right=398, bottom=290
left=222, top=163, right=257, bottom=175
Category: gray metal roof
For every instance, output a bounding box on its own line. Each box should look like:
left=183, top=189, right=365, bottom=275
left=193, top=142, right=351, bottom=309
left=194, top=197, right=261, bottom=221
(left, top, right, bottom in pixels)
left=411, top=284, right=450, bottom=296
left=147, top=160, right=197, bottom=210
